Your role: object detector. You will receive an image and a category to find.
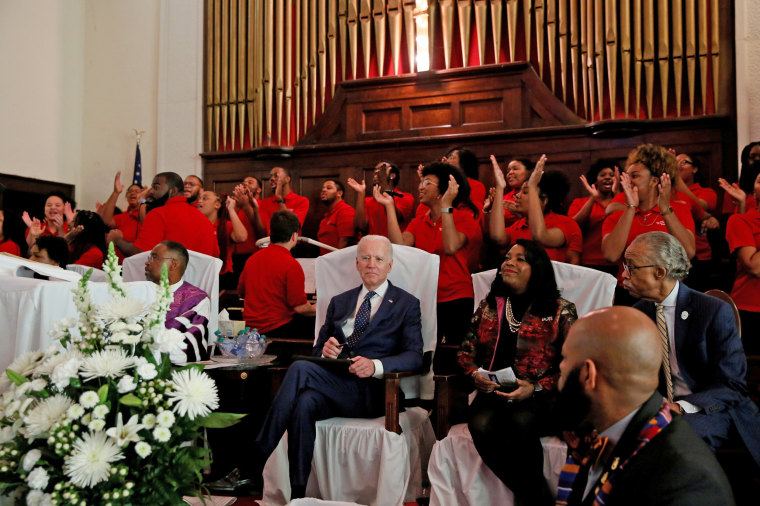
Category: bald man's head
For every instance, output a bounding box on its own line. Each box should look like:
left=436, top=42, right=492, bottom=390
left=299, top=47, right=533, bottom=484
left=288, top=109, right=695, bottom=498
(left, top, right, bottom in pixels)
left=557, top=307, right=662, bottom=430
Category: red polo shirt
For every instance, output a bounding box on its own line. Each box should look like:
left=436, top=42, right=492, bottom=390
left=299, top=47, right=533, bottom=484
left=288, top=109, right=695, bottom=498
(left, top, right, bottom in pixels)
left=232, top=205, right=261, bottom=256
left=113, top=208, right=140, bottom=242
left=25, top=221, right=68, bottom=239
left=726, top=207, right=760, bottom=312
left=406, top=208, right=482, bottom=302
left=259, top=191, right=310, bottom=233
left=73, top=246, right=104, bottom=269
left=506, top=212, right=583, bottom=263
left=317, top=200, right=355, bottom=255
left=568, top=197, right=615, bottom=266
left=687, top=183, right=718, bottom=261
left=469, top=178, right=486, bottom=211
left=365, top=191, right=415, bottom=235
left=133, top=196, right=219, bottom=256
left=212, top=220, right=234, bottom=273
left=722, top=193, right=758, bottom=215
left=0, top=239, right=21, bottom=256
left=237, top=244, right=309, bottom=332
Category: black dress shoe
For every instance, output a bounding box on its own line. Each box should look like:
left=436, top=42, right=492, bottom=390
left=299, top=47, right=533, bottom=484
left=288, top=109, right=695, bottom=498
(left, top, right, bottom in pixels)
left=204, top=468, right=252, bottom=492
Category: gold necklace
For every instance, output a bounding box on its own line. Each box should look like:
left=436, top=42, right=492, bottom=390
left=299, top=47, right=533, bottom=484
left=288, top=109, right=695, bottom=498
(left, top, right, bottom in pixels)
left=505, top=297, right=522, bottom=333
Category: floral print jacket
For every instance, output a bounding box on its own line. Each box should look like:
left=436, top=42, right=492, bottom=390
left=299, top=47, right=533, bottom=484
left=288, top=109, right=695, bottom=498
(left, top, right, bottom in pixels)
left=458, top=297, right=578, bottom=392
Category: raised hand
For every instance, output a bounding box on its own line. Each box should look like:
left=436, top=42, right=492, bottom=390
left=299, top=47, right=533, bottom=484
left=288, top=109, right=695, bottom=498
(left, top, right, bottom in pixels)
left=658, top=173, right=673, bottom=210
left=63, top=202, right=76, bottom=224
left=28, top=218, right=46, bottom=239
left=579, top=175, right=600, bottom=200
left=440, top=175, right=459, bottom=208
left=50, top=213, right=65, bottom=235
left=225, top=196, right=237, bottom=213
left=347, top=177, right=366, bottom=195
left=373, top=184, right=394, bottom=207
left=527, top=154, right=547, bottom=189
left=490, top=155, right=507, bottom=189
left=113, top=171, right=124, bottom=194
left=612, top=166, right=621, bottom=194
left=417, top=164, right=424, bottom=181
left=620, top=171, right=639, bottom=208
left=503, top=199, right=519, bottom=215
left=718, top=178, right=746, bottom=206
left=483, top=187, right=497, bottom=213
left=22, top=211, right=33, bottom=228
left=64, top=225, right=84, bottom=243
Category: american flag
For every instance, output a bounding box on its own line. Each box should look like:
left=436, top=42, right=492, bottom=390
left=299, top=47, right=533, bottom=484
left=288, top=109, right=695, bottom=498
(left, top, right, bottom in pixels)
left=132, top=142, right=142, bottom=186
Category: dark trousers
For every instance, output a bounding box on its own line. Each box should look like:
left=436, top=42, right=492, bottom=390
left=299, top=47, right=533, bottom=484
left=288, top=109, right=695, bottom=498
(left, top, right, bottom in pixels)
left=468, top=392, right=557, bottom=506
left=255, top=361, right=383, bottom=488
left=739, top=309, right=760, bottom=356
left=434, top=298, right=474, bottom=374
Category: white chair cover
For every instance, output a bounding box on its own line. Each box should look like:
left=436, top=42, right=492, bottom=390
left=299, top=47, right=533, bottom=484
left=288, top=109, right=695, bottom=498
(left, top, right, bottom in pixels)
left=66, top=264, right=108, bottom=282
left=428, top=424, right=567, bottom=506
left=472, top=262, right=616, bottom=316
left=122, top=250, right=223, bottom=335
left=262, top=244, right=440, bottom=506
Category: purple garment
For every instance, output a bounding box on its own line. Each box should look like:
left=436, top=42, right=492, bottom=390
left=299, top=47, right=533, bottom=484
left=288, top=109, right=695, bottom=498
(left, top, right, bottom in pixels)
left=166, top=281, right=210, bottom=361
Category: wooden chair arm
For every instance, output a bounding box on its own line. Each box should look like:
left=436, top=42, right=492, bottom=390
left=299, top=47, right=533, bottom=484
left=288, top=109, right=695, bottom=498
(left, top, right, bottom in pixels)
left=434, top=374, right=457, bottom=440
left=382, top=369, right=422, bottom=434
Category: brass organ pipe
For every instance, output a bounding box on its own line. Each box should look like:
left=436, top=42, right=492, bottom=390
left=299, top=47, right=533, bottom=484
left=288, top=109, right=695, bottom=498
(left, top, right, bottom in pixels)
left=229, top=0, right=238, bottom=148
left=402, top=0, right=416, bottom=72
left=474, top=0, right=487, bottom=66
left=294, top=0, right=302, bottom=140
left=360, top=0, right=372, bottom=77
left=524, top=0, right=532, bottom=61
left=214, top=0, right=222, bottom=150
left=222, top=0, right=229, bottom=147
left=373, top=0, right=387, bottom=76
left=656, top=0, right=669, bottom=117
left=643, top=0, right=656, bottom=119
left=310, top=0, right=318, bottom=121
left=580, top=0, right=589, bottom=117
left=672, top=0, right=683, bottom=116
left=585, top=0, right=596, bottom=120
left=255, top=0, right=264, bottom=145
left=328, top=0, right=338, bottom=95
left=593, top=0, right=604, bottom=119
left=558, top=0, right=569, bottom=102
left=275, top=0, right=284, bottom=143
left=348, top=0, right=359, bottom=79
left=698, top=0, right=707, bottom=112
left=490, top=0, right=502, bottom=64
left=339, top=0, right=349, bottom=80
left=285, top=0, right=294, bottom=143
left=605, top=0, right=617, bottom=119
left=429, top=0, right=438, bottom=67
left=301, top=0, right=309, bottom=135
left=264, top=0, right=274, bottom=143
left=621, top=0, right=631, bottom=117
left=535, top=0, right=544, bottom=78
left=458, top=0, right=473, bottom=67
left=569, top=0, right=580, bottom=112
left=319, top=0, right=328, bottom=111
left=685, top=0, right=696, bottom=115
left=506, top=0, right=518, bottom=62
left=546, top=0, right=556, bottom=91
left=440, top=0, right=454, bottom=69
left=634, top=0, right=642, bottom=118
left=237, top=0, right=246, bottom=148
left=206, top=0, right=214, bottom=151
left=388, top=0, right=403, bottom=75
left=710, top=0, right=719, bottom=111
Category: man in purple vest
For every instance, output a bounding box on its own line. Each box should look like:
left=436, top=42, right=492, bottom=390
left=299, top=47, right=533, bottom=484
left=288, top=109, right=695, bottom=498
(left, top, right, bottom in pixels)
left=144, top=240, right=210, bottom=362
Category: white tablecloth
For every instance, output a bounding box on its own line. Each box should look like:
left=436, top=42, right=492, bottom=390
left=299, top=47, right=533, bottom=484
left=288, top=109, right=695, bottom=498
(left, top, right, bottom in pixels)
left=261, top=407, right=436, bottom=506
left=428, top=423, right=567, bottom=506
left=0, top=275, right=157, bottom=371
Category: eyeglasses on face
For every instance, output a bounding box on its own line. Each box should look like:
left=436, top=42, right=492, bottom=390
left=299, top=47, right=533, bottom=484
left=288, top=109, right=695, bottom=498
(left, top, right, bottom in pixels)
left=622, top=263, right=658, bottom=276
left=148, top=253, right=175, bottom=262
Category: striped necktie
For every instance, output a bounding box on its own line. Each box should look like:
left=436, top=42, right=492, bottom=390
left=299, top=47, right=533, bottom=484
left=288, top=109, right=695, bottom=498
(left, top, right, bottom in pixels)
left=347, top=291, right=376, bottom=348
left=656, top=304, right=674, bottom=403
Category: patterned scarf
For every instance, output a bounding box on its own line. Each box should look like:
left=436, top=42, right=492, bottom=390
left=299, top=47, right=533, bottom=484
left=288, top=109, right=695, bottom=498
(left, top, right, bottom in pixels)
left=555, top=400, right=672, bottom=506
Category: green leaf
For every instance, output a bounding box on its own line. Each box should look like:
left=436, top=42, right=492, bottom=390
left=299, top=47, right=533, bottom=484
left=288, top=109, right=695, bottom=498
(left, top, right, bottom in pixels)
left=196, top=412, right=246, bottom=428
left=97, top=384, right=109, bottom=403
left=5, top=369, right=28, bottom=386
left=119, top=393, right=142, bottom=407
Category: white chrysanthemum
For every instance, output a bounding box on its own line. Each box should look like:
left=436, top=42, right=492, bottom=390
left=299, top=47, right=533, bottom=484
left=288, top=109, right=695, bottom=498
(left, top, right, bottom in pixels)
left=96, top=297, right=148, bottom=323
left=79, top=349, right=134, bottom=381
left=64, top=431, right=124, bottom=488
left=89, top=419, right=106, bottom=432
left=22, top=449, right=42, bottom=472
left=106, top=413, right=144, bottom=447
left=79, top=391, right=99, bottom=409
left=166, top=369, right=219, bottom=420
left=156, top=410, right=175, bottom=428
left=134, top=441, right=152, bottom=458
left=122, top=334, right=140, bottom=345
left=27, top=467, right=49, bottom=490
left=25, top=489, right=53, bottom=506
left=110, top=321, right=127, bottom=332
left=92, top=405, right=109, bottom=419
left=34, top=350, right=81, bottom=377
left=109, top=332, right=128, bottom=344
left=50, top=356, right=84, bottom=390
left=0, top=351, right=44, bottom=393
left=23, top=394, right=74, bottom=437
left=117, top=375, right=136, bottom=394
left=152, top=426, right=170, bottom=442
left=66, top=404, right=85, bottom=420
left=0, top=426, right=16, bottom=444
left=141, top=413, right=156, bottom=429
left=136, top=363, right=157, bottom=380
left=126, top=323, right=142, bottom=333
left=151, top=328, right=185, bottom=355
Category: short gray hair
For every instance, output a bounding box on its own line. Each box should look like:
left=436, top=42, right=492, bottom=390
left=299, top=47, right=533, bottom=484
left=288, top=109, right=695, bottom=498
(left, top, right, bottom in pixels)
left=629, top=231, right=691, bottom=280
left=357, top=235, right=393, bottom=262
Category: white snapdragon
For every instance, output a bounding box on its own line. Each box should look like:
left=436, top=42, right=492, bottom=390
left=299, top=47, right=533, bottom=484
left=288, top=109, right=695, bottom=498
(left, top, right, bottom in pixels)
left=27, top=468, right=49, bottom=490
left=22, top=449, right=42, bottom=472
left=117, top=375, right=137, bottom=394
left=136, top=363, right=157, bottom=380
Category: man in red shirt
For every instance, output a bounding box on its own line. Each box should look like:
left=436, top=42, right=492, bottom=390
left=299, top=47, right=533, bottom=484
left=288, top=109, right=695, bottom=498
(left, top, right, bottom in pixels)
left=257, top=166, right=310, bottom=234
left=347, top=161, right=415, bottom=237
left=238, top=210, right=316, bottom=337
left=316, top=179, right=355, bottom=254
left=107, top=172, right=219, bottom=258
left=230, top=176, right=265, bottom=280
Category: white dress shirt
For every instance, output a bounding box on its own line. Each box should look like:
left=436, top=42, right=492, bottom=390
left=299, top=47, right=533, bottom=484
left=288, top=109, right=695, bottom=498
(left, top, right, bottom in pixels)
left=657, top=281, right=699, bottom=413
left=583, top=408, right=638, bottom=500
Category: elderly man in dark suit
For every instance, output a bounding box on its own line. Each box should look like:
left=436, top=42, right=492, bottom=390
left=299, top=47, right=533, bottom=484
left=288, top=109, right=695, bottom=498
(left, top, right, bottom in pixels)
left=623, top=231, right=760, bottom=466
left=557, top=306, right=734, bottom=505
left=255, top=234, right=423, bottom=500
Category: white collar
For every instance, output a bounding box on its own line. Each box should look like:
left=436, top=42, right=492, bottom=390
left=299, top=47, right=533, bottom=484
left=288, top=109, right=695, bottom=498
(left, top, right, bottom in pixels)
left=359, top=279, right=389, bottom=300
left=599, top=407, right=638, bottom=449
left=169, top=280, right=184, bottom=294
left=658, top=281, right=680, bottom=307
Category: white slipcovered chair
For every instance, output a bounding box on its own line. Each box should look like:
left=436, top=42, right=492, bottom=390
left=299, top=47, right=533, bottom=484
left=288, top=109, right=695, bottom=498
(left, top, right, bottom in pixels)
left=66, top=264, right=108, bottom=282
left=261, top=244, right=439, bottom=506
left=122, top=249, right=223, bottom=335
left=429, top=262, right=616, bottom=505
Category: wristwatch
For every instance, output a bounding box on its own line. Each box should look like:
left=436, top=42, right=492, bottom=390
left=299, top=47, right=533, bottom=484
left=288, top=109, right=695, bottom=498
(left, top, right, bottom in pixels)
left=661, top=206, right=674, bottom=216
left=441, top=207, right=454, bottom=214
left=275, top=198, right=285, bottom=204
left=533, top=383, right=543, bottom=394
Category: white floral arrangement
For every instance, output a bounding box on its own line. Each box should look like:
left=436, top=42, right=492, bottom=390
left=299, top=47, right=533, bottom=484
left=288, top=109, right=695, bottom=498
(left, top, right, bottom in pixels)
left=0, top=243, right=243, bottom=505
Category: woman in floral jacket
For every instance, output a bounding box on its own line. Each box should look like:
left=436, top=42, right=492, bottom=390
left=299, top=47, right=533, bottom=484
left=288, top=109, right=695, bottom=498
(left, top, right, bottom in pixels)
left=458, top=238, right=577, bottom=506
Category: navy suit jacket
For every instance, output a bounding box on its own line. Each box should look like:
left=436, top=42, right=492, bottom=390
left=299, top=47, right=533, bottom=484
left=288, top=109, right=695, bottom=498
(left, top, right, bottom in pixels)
left=312, top=281, right=423, bottom=374
left=634, top=282, right=760, bottom=464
